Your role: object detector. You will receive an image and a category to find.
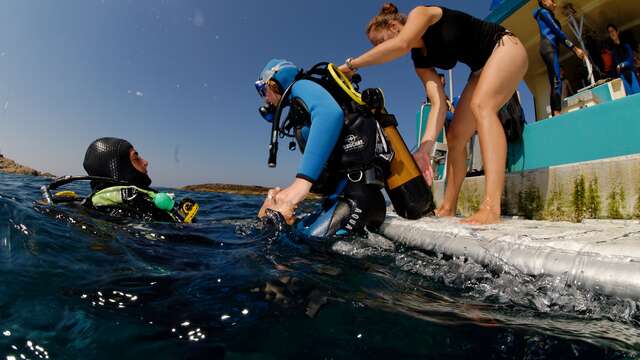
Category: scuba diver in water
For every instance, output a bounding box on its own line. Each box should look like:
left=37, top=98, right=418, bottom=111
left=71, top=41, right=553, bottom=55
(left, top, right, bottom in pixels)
left=534, top=0, right=585, bottom=117
left=41, top=137, right=199, bottom=223
left=607, top=24, right=640, bottom=96
left=255, top=59, right=434, bottom=237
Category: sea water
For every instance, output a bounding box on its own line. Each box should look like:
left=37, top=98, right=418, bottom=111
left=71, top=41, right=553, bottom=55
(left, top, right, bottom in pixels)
left=0, top=173, right=638, bottom=359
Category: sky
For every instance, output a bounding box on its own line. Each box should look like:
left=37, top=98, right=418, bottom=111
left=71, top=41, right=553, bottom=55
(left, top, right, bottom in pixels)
left=0, top=0, right=535, bottom=187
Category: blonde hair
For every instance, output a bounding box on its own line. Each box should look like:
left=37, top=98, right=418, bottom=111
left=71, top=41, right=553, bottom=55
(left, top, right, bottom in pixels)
left=267, top=80, right=281, bottom=95
left=367, top=3, right=407, bottom=35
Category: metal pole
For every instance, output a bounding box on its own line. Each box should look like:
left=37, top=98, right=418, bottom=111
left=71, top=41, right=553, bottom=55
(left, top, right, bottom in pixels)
left=448, top=69, right=454, bottom=99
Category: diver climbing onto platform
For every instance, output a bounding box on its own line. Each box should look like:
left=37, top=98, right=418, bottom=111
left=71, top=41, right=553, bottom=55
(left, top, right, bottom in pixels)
left=255, top=59, right=434, bottom=237
left=338, top=3, right=528, bottom=224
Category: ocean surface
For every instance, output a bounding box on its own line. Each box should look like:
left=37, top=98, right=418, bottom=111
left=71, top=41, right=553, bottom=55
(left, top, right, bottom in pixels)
left=1, top=172, right=639, bottom=359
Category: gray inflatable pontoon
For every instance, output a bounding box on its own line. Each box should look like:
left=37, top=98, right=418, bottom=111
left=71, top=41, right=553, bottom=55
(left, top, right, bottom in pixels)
left=380, top=214, right=640, bottom=299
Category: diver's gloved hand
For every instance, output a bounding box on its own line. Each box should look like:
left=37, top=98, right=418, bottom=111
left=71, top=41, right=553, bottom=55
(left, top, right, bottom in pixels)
left=258, top=188, right=296, bottom=225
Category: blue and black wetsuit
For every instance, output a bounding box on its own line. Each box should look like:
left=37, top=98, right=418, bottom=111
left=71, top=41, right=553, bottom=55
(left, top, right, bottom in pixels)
left=533, top=6, right=575, bottom=113
left=287, top=80, right=386, bottom=238
left=611, top=42, right=640, bottom=96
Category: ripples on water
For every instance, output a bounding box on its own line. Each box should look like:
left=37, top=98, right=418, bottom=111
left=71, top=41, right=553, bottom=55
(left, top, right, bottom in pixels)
left=0, top=173, right=639, bottom=359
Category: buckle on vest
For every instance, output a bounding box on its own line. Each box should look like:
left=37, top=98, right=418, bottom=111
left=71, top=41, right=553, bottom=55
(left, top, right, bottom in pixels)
left=347, top=170, right=363, bottom=183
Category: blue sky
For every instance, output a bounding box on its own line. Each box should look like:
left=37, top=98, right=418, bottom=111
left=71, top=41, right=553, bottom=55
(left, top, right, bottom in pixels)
left=0, top=0, right=534, bottom=187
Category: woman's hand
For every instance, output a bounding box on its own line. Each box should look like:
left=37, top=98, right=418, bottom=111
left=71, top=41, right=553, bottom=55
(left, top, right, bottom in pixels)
left=574, top=47, right=585, bottom=60
left=338, top=64, right=354, bottom=79
left=413, top=141, right=434, bottom=186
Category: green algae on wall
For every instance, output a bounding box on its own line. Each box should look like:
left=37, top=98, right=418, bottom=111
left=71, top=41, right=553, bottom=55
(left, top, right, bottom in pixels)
left=572, top=175, right=587, bottom=222
left=607, top=183, right=627, bottom=219
left=586, top=177, right=601, bottom=219
left=517, top=184, right=543, bottom=220
left=457, top=183, right=481, bottom=216
left=543, top=182, right=570, bottom=221
left=635, top=181, right=640, bottom=219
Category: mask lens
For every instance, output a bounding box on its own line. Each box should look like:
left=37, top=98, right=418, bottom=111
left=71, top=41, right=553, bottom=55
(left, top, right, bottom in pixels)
left=255, top=81, right=267, bottom=97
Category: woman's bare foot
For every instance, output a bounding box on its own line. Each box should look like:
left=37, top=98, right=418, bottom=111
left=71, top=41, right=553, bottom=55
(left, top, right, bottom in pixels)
left=434, top=206, right=456, bottom=217
left=461, top=200, right=501, bottom=225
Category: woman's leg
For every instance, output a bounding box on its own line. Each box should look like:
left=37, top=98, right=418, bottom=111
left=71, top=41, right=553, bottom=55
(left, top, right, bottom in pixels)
left=436, top=76, right=481, bottom=216
left=463, top=35, right=528, bottom=224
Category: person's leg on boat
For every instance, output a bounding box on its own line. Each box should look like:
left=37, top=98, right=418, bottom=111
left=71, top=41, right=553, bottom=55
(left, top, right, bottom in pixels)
left=462, top=35, right=528, bottom=224
left=435, top=76, right=480, bottom=217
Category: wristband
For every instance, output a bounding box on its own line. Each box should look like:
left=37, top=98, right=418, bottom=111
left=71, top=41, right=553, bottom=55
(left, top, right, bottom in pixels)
left=565, top=39, right=575, bottom=49
left=345, top=57, right=358, bottom=72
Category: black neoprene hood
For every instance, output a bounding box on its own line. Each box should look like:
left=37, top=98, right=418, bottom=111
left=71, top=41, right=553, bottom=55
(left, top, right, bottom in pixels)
left=83, top=137, right=152, bottom=191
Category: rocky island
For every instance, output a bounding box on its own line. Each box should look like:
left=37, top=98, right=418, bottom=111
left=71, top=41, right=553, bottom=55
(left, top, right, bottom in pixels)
left=181, top=183, right=270, bottom=196
left=182, top=183, right=321, bottom=199
left=0, top=154, right=53, bottom=177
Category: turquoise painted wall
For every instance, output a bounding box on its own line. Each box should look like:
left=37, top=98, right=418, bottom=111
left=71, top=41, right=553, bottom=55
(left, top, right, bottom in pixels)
left=485, top=0, right=529, bottom=23
left=415, top=94, right=640, bottom=174
left=507, top=94, right=640, bottom=172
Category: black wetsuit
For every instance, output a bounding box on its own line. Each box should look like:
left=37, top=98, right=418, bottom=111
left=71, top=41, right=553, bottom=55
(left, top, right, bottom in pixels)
left=411, top=6, right=508, bottom=72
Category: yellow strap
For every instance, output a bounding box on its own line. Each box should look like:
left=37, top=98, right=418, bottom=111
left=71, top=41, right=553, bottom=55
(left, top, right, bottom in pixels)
left=182, top=202, right=199, bottom=224
left=54, top=191, right=77, bottom=198
left=327, top=63, right=365, bottom=105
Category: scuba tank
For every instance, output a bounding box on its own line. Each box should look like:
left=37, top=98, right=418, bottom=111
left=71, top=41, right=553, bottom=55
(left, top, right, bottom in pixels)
left=361, top=88, right=435, bottom=219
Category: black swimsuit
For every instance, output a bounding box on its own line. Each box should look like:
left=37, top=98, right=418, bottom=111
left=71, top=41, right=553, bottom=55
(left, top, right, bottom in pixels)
left=411, top=6, right=509, bottom=72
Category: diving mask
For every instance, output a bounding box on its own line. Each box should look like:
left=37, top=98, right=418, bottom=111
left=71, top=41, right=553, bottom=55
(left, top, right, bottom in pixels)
left=255, top=80, right=268, bottom=98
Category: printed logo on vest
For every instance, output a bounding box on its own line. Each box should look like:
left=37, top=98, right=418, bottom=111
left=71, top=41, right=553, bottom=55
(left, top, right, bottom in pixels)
left=343, top=134, right=366, bottom=153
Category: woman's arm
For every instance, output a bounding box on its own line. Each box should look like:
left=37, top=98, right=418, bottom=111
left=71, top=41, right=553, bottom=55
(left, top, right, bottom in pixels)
left=618, top=44, right=634, bottom=71
left=536, top=9, right=584, bottom=58
left=417, top=67, right=447, bottom=148
left=538, top=9, right=572, bottom=48
left=413, top=67, right=447, bottom=185
left=341, top=6, right=440, bottom=73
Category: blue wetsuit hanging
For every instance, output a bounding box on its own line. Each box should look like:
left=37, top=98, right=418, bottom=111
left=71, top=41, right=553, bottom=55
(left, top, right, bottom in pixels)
left=533, top=6, right=575, bottom=113
left=286, top=79, right=387, bottom=238
left=611, top=42, right=640, bottom=96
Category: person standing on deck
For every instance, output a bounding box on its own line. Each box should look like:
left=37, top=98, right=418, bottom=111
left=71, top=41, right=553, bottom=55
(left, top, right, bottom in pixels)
left=533, top=0, right=585, bottom=117
left=338, top=3, right=528, bottom=224
left=607, top=24, right=640, bottom=96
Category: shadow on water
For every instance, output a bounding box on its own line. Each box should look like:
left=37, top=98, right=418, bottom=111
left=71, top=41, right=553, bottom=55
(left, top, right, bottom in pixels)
left=0, top=173, right=639, bottom=359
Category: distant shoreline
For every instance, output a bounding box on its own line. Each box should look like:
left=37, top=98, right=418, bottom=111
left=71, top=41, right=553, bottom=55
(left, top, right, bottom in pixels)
left=0, top=154, right=53, bottom=177
left=182, top=183, right=321, bottom=199
left=181, top=183, right=270, bottom=196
